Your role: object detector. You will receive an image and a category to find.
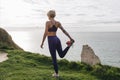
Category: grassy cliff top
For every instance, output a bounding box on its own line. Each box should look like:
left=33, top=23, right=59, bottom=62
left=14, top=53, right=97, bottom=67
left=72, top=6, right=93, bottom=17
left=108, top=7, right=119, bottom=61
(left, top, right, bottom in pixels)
left=0, top=50, right=120, bottom=80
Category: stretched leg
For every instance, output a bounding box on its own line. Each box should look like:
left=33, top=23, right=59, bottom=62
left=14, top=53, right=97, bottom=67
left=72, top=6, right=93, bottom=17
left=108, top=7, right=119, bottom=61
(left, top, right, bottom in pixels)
left=56, top=39, right=70, bottom=58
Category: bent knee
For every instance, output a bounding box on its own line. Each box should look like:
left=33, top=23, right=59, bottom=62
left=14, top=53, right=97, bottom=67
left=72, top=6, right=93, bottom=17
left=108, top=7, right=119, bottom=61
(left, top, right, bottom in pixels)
left=59, top=55, right=64, bottom=58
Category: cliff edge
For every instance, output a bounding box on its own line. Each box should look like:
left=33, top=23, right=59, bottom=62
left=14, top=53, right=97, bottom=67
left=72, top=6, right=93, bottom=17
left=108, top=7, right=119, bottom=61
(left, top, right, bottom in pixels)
left=0, top=27, right=23, bottom=50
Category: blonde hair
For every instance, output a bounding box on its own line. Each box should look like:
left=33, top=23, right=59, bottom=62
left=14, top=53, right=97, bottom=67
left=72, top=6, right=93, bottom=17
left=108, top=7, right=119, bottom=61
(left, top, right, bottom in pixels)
left=47, top=10, right=56, bottom=18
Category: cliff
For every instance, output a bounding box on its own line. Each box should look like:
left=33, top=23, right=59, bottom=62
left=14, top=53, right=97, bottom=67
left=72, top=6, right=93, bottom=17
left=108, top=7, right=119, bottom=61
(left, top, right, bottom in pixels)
left=0, top=27, right=23, bottom=50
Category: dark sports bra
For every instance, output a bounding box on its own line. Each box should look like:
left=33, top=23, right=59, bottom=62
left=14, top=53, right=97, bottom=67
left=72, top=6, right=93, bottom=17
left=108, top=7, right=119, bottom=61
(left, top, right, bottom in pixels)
left=48, top=25, right=57, bottom=32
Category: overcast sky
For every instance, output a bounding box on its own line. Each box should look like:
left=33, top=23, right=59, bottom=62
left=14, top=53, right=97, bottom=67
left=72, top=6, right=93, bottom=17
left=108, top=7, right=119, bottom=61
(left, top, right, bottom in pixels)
left=0, top=0, right=120, bottom=31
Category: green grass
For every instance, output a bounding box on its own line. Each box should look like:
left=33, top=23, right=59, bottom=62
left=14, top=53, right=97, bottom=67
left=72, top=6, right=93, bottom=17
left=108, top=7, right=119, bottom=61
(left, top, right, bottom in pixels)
left=0, top=50, right=120, bottom=80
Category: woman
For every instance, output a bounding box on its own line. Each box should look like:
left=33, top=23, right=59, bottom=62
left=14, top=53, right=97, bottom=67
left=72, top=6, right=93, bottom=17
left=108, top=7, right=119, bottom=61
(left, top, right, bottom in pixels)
left=40, top=10, right=75, bottom=77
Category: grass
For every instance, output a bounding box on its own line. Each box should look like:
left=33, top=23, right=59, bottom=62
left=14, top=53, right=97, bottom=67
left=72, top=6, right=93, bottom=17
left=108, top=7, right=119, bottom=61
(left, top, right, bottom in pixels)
left=0, top=50, right=120, bottom=80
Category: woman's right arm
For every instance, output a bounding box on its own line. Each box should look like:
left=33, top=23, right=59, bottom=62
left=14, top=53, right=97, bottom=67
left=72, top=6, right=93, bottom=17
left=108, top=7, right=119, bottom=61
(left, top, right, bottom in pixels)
left=40, top=21, right=49, bottom=48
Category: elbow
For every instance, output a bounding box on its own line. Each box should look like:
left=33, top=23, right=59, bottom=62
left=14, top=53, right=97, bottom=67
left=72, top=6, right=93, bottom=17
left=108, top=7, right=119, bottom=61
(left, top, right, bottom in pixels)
left=62, top=30, right=66, bottom=33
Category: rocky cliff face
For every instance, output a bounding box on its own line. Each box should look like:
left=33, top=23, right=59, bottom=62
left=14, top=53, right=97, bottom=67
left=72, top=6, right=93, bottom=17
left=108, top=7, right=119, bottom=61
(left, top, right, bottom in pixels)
left=81, top=45, right=101, bottom=66
left=0, top=27, right=23, bottom=50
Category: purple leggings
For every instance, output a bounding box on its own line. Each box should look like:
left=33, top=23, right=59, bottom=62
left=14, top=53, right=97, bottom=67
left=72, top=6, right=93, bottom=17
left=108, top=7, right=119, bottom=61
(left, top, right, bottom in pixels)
left=48, top=36, right=70, bottom=74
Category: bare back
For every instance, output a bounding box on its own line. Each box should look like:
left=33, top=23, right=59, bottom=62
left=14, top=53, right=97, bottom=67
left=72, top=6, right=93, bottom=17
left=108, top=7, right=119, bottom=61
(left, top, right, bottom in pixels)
left=47, top=21, right=60, bottom=36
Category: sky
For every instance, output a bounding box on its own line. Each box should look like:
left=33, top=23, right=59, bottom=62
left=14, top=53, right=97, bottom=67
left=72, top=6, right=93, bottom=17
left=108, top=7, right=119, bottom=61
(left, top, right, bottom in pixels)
left=0, top=0, right=120, bottom=31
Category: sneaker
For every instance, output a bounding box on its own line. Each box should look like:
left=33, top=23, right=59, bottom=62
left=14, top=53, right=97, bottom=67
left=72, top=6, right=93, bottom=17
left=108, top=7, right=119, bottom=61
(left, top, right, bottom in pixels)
left=52, top=73, right=59, bottom=77
left=66, top=40, right=74, bottom=47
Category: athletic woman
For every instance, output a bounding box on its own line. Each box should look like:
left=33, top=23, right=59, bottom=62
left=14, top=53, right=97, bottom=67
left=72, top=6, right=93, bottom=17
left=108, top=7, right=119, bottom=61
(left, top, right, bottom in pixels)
left=40, top=10, right=75, bottom=77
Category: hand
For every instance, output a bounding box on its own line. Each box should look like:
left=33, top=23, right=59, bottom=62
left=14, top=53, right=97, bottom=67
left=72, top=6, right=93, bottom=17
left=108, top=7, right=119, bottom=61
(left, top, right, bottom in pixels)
left=70, top=38, right=75, bottom=43
left=40, top=43, right=44, bottom=49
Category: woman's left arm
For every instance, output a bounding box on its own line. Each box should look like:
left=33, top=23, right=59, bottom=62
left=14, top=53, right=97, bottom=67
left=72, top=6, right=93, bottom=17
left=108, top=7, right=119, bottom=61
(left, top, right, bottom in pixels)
left=58, top=22, right=74, bottom=42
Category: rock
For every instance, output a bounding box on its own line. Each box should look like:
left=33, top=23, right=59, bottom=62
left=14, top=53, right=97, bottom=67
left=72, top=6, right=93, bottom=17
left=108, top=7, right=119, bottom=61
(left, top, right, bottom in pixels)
left=81, top=45, right=101, bottom=66
left=0, top=27, right=23, bottom=50
left=0, top=52, right=8, bottom=62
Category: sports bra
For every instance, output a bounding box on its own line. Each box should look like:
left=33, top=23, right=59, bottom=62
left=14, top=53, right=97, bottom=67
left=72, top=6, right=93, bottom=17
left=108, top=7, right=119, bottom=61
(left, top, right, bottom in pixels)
left=48, top=25, right=57, bottom=32
left=48, top=21, right=58, bottom=32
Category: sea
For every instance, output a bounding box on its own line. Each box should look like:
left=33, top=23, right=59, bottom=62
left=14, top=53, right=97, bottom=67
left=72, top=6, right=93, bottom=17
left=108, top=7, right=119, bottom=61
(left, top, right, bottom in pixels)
left=5, top=27, right=120, bottom=68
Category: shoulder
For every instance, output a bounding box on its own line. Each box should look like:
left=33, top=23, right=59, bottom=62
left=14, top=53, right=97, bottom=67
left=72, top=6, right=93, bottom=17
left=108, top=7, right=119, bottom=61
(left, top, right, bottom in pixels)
left=45, top=21, right=51, bottom=26
left=55, top=21, right=61, bottom=27
left=55, top=21, right=61, bottom=24
left=46, top=21, right=50, bottom=24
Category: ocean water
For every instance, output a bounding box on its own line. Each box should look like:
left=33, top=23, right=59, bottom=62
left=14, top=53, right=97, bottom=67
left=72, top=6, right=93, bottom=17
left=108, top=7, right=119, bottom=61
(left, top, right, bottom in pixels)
left=6, top=27, right=120, bottom=68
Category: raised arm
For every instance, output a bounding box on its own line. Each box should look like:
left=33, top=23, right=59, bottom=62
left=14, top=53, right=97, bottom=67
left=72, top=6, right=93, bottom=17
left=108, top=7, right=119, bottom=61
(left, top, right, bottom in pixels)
left=40, top=21, right=49, bottom=48
left=58, top=22, right=74, bottom=42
